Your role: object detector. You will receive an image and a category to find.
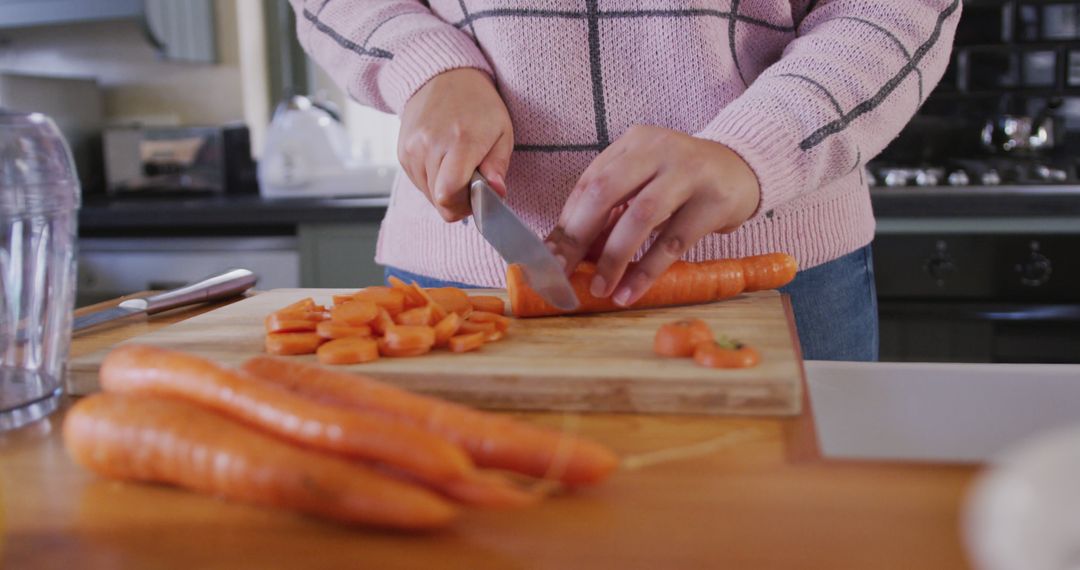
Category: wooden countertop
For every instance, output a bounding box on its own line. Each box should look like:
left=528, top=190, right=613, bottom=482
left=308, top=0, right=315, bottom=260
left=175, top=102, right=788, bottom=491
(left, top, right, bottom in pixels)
left=0, top=294, right=979, bottom=570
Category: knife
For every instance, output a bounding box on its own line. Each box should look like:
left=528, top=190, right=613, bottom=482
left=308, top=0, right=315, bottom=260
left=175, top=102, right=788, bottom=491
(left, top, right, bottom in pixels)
left=71, top=268, right=258, bottom=333
left=468, top=171, right=579, bottom=311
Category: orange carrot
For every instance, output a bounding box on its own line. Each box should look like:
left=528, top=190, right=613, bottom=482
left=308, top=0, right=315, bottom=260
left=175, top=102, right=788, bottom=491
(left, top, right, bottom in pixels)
left=653, top=319, right=714, bottom=358
left=388, top=276, right=426, bottom=309
left=276, top=297, right=321, bottom=314
left=264, top=313, right=319, bottom=334
left=395, top=305, right=435, bottom=326
left=432, top=313, right=463, bottom=347
left=332, top=293, right=357, bottom=306
left=63, top=393, right=456, bottom=529
left=459, top=320, right=497, bottom=336
left=508, top=252, right=798, bottom=317
left=379, top=465, right=541, bottom=510
left=448, top=332, right=485, bottom=353
left=265, top=332, right=323, bottom=355
left=371, top=307, right=395, bottom=336
left=316, top=321, right=372, bottom=340
left=241, top=357, right=621, bottom=486
left=317, top=337, right=379, bottom=365
left=331, top=300, right=379, bottom=326
left=693, top=340, right=761, bottom=369
left=467, top=311, right=511, bottom=333
left=468, top=296, right=506, bottom=315
left=484, top=330, right=505, bottom=343
left=353, top=287, right=405, bottom=316
left=383, top=325, right=436, bottom=351
left=427, top=288, right=471, bottom=315
left=377, top=338, right=432, bottom=357
left=100, top=345, right=474, bottom=484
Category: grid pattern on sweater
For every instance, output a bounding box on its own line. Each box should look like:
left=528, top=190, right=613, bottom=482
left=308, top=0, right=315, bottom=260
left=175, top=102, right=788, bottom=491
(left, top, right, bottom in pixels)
left=291, top=0, right=962, bottom=286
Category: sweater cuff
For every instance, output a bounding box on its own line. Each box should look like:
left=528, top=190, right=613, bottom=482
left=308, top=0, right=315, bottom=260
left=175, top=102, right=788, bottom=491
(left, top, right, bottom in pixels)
left=377, top=30, right=494, bottom=114
left=694, top=106, right=807, bottom=216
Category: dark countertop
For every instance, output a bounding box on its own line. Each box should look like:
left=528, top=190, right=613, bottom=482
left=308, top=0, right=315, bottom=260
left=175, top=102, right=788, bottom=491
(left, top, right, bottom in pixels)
left=78, top=187, right=1080, bottom=237
left=79, top=194, right=390, bottom=236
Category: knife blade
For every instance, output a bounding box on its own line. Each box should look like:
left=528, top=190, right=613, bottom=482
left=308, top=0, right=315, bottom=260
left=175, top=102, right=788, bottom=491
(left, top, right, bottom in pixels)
left=469, top=171, right=580, bottom=312
left=71, top=268, right=258, bottom=333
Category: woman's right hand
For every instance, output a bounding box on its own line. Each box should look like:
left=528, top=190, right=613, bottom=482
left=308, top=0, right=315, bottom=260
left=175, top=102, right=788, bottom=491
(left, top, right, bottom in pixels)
left=398, top=68, right=514, bottom=222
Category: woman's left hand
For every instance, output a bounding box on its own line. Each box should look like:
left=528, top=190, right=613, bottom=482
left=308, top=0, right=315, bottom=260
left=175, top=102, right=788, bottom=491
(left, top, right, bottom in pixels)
left=545, top=125, right=761, bottom=307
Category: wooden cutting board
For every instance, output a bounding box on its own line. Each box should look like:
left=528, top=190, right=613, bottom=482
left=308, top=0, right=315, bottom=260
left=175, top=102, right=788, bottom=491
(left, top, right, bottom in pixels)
left=67, top=289, right=805, bottom=416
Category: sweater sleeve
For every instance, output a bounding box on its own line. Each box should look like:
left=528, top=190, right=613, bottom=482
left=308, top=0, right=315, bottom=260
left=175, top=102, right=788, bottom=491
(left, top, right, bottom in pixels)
left=695, top=0, right=961, bottom=214
left=289, top=0, right=494, bottom=114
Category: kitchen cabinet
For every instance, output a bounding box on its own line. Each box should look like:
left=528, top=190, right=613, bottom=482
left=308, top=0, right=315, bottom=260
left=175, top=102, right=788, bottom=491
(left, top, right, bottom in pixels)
left=298, top=222, right=384, bottom=288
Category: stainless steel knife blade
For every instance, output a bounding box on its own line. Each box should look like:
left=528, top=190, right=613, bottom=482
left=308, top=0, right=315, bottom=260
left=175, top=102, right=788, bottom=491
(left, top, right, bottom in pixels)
left=469, top=172, right=579, bottom=311
left=72, top=300, right=148, bottom=331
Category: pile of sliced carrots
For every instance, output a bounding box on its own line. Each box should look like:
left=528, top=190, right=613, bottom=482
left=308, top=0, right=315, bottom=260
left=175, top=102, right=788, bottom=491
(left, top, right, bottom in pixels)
left=63, top=345, right=620, bottom=530
left=653, top=318, right=761, bottom=369
left=264, top=277, right=511, bottom=364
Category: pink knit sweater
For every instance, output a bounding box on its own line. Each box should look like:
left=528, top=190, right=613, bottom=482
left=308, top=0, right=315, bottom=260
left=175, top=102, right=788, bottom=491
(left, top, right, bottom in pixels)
left=292, top=0, right=960, bottom=286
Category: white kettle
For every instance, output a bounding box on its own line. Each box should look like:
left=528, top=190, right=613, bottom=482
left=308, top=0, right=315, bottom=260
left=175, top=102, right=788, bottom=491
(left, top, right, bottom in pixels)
left=258, top=95, right=394, bottom=198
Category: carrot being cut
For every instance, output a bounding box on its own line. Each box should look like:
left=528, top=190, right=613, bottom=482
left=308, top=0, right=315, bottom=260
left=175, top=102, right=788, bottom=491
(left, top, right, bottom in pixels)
left=693, top=340, right=761, bottom=369
left=242, top=357, right=620, bottom=486
left=100, top=345, right=474, bottom=484
left=653, top=319, right=714, bottom=358
left=317, top=337, right=379, bottom=365
left=265, top=332, right=323, bottom=355
left=468, top=296, right=505, bottom=315
left=448, top=332, right=485, bottom=353
left=63, top=393, right=456, bottom=529
left=507, top=252, right=798, bottom=317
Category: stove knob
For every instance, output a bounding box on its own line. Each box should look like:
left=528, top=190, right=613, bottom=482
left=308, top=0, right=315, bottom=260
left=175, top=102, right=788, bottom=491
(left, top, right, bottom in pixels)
left=915, top=170, right=940, bottom=187
left=1016, top=241, right=1053, bottom=287
left=884, top=170, right=910, bottom=187
left=924, top=241, right=955, bottom=285
left=947, top=170, right=970, bottom=186
left=980, top=169, right=1001, bottom=186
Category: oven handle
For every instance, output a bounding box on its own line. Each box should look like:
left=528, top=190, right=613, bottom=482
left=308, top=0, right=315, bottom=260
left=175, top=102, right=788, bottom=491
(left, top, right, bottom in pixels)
left=879, top=303, right=1080, bottom=322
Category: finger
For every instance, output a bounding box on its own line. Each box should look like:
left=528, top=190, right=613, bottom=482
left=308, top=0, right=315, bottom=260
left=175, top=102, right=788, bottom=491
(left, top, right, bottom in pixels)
left=398, top=142, right=428, bottom=197
left=590, top=173, right=689, bottom=300
left=477, top=131, right=513, bottom=198
left=583, top=204, right=627, bottom=262
left=547, top=149, right=662, bottom=275
left=433, top=142, right=487, bottom=222
left=611, top=198, right=715, bottom=307
left=559, top=144, right=628, bottom=221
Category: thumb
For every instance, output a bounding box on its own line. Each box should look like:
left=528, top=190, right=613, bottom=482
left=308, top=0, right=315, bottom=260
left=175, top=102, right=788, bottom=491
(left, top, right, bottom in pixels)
left=477, top=133, right=513, bottom=198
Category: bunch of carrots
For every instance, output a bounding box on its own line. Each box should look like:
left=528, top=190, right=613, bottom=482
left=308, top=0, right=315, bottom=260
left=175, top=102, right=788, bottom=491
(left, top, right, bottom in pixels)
left=63, top=345, right=620, bottom=530
left=265, top=276, right=511, bottom=364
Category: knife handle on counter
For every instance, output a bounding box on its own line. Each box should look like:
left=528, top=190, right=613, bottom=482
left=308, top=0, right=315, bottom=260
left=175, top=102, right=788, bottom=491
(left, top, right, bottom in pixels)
left=120, top=268, right=259, bottom=315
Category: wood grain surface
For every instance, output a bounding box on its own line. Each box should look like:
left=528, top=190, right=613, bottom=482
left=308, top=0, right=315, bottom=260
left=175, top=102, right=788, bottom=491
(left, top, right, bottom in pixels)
left=0, top=292, right=981, bottom=570
left=67, top=289, right=804, bottom=415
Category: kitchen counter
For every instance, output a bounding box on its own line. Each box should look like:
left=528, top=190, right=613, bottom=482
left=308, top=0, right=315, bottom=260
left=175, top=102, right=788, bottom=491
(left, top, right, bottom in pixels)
left=79, top=194, right=390, bottom=235
left=870, top=185, right=1080, bottom=219
left=0, top=295, right=978, bottom=569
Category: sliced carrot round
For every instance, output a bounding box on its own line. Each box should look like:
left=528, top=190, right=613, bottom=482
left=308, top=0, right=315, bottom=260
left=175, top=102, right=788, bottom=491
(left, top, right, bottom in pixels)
left=316, top=321, right=372, bottom=340
left=467, top=311, right=511, bottom=333
left=654, top=319, right=714, bottom=358
left=265, top=332, right=324, bottom=356
left=427, top=288, right=471, bottom=315
left=265, top=313, right=320, bottom=334
left=371, top=307, right=395, bottom=336
left=388, top=277, right=427, bottom=309
left=396, top=305, right=434, bottom=327
left=331, top=300, right=380, bottom=326
left=692, top=342, right=761, bottom=369
left=433, top=313, right=463, bottom=347
left=468, top=296, right=505, bottom=315
left=377, top=337, right=432, bottom=357
left=448, top=332, right=485, bottom=353
left=353, top=287, right=406, bottom=316
left=459, top=320, right=497, bottom=336
left=317, top=337, right=380, bottom=365
left=383, top=325, right=436, bottom=351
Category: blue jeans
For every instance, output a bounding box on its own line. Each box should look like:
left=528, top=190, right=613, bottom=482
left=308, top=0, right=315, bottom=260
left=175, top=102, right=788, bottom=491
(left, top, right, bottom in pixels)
left=385, top=244, right=879, bottom=361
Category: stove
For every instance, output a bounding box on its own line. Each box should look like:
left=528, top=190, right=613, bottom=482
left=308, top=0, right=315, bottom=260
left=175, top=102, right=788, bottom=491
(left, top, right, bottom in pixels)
left=866, top=157, right=1080, bottom=364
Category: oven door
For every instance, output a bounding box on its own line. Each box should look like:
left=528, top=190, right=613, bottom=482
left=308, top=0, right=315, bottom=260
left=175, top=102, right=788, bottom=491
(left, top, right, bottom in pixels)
left=880, top=301, right=1080, bottom=364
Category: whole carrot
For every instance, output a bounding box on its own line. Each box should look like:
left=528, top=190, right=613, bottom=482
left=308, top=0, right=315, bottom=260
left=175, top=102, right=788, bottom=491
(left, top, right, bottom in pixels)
left=508, top=252, right=798, bottom=317
left=99, top=345, right=474, bottom=484
left=242, top=357, right=620, bottom=486
left=63, top=393, right=457, bottom=530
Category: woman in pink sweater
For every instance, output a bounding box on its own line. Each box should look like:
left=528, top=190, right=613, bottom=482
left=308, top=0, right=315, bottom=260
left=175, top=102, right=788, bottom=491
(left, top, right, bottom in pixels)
left=291, top=0, right=961, bottom=360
